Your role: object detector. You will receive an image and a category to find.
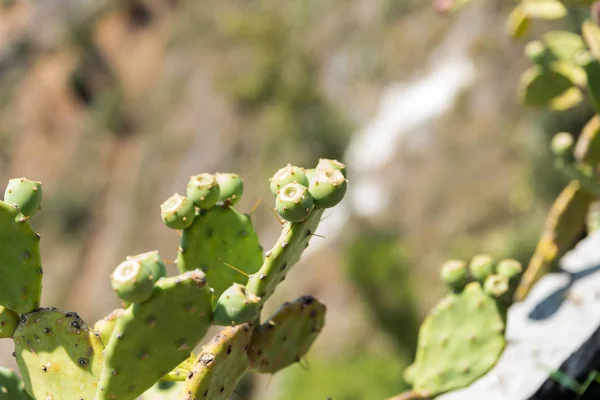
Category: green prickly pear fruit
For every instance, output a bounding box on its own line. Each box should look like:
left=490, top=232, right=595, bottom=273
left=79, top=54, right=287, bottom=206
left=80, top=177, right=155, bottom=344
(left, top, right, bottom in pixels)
left=126, top=251, right=167, bottom=282
left=468, top=254, right=495, bottom=283
left=484, top=274, right=511, bottom=304
left=182, top=324, right=253, bottom=400
left=552, top=132, right=575, bottom=158
left=308, top=168, right=347, bottom=208
left=94, top=308, right=125, bottom=345
left=187, top=174, right=220, bottom=209
left=0, top=367, right=31, bottom=399
left=160, top=193, right=195, bottom=230
left=0, top=201, right=42, bottom=314
left=496, top=259, right=523, bottom=287
left=0, top=305, right=19, bottom=338
left=305, top=168, right=316, bottom=183
left=111, top=258, right=155, bottom=303
left=213, top=283, right=261, bottom=326
left=440, top=260, right=468, bottom=292
left=269, top=164, right=309, bottom=196
left=215, top=173, right=243, bottom=206
left=4, top=178, right=42, bottom=218
left=98, top=270, right=213, bottom=400
left=248, top=296, right=326, bottom=374
left=316, top=158, right=347, bottom=178
left=276, top=182, right=314, bottom=222
left=14, top=308, right=105, bottom=399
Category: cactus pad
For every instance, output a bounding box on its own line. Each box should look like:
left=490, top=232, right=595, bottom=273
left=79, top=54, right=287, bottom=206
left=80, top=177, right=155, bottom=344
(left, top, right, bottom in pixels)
left=181, top=324, right=253, bottom=400
left=0, top=201, right=42, bottom=314
left=0, top=367, right=31, bottom=399
left=97, top=270, right=213, bottom=399
left=0, top=305, right=19, bottom=338
left=247, top=296, right=326, bottom=374
left=176, top=206, right=263, bottom=298
left=14, top=308, right=104, bottom=399
left=409, top=282, right=506, bottom=397
left=94, top=308, right=125, bottom=345
left=4, top=178, right=42, bottom=218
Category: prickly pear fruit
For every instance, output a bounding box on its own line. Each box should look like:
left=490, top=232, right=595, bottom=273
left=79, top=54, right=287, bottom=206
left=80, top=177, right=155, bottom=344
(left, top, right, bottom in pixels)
left=127, top=251, right=167, bottom=282
left=4, top=178, right=42, bottom=218
left=111, top=258, right=155, bottom=303
left=161, top=194, right=195, bottom=230
left=484, top=274, right=511, bottom=303
left=246, top=208, right=324, bottom=303
left=552, top=132, right=575, bottom=159
left=214, top=283, right=261, bottom=326
left=215, top=173, right=243, bottom=206
left=276, top=183, right=314, bottom=222
left=176, top=206, right=262, bottom=298
left=468, top=254, right=494, bottom=283
left=248, top=296, right=326, bottom=374
left=516, top=180, right=594, bottom=300
left=316, top=158, right=347, bottom=178
left=440, top=260, right=468, bottom=292
left=270, top=164, right=309, bottom=196
left=97, top=270, right=213, bottom=400
left=409, top=282, right=506, bottom=397
left=496, top=258, right=523, bottom=287
left=14, top=308, right=105, bottom=399
left=308, top=168, right=347, bottom=208
left=0, top=305, right=19, bottom=338
left=0, top=201, right=42, bottom=314
left=181, top=324, right=253, bottom=400
left=187, top=174, right=220, bottom=209
left=574, top=115, right=600, bottom=165
left=305, top=168, right=316, bottom=183
left=94, top=308, right=125, bottom=345
left=0, top=367, right=31, bottom=399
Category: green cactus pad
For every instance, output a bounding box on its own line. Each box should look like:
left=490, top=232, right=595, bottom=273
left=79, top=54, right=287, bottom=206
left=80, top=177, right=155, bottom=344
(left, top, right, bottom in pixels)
left=248, top=296, right=326, bottom=374
left=270, top=164, right=309, bottom=196
left=583, top=57, right=600, bottom=114
left=181, top=324, right=253, bottom=400
left=0, top=201, right=42, bottom=314
left=94, top=308, right=125, bottom=345
left=187, top=174, right=220, bottom=210
left=141, top=381, right=183, bottom=400
left=97, top=270, right=213, bottom=400
left=215, top=173, right=243, bottom=206
left=276, top=183, right=314, bottom=222
left=574, top=115, right=600, bottom=165
left=14, top=308, right=105, bottom=399
left=4, top=178, right=42, bottom=218
left=162, top=353, right=195, bottom=382
left=160, top=194, right=195, bottom=230
left=246, top=209, right=324, bottom=303
left=214, top=283, right=261, bottom=326
left=0, top=305, right=19, bottom=338
left=468, top=254, right=495, bottom=283
left=110, top=258, right=155, bottom=304
left=410, top=282, right=506, bottom=397
left=316, top=158, right=347, bottom=178
left=440, top=260, right=468, bottom=292
left=176, top=206, right=262, bottom=299
left=308, top=168, right=347, bottom=209
left=0, top=367, right=31, bottom=399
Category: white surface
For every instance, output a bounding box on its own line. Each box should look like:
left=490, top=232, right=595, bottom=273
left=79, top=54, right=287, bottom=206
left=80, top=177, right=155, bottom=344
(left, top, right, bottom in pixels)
left=439, top=231, right=600, bottom=400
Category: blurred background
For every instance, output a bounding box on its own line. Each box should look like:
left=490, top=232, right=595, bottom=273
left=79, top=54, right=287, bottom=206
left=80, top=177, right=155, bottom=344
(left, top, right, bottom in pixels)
left=0, top=0, right=593, bottom=398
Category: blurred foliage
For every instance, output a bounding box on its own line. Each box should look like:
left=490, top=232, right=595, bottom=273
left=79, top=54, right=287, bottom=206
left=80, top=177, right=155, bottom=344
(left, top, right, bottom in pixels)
left=280, top=352, right=410, bottom=400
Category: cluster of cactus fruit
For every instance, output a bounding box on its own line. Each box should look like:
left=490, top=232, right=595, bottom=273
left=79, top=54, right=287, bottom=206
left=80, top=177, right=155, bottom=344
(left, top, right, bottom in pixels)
left=0, top=159, right=347, bottom=399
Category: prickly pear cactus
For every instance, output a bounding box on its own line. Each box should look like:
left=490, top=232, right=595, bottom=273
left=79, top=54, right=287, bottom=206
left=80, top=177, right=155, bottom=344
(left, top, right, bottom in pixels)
left=14, top=308, right=105, bottom=399
left=97, top=271, right=213, bottom=400
left=396, top=256, right=522, bottom=399
left=0, top=367, right=31, bottom=400
left=181, top=324, right=253, bottom=400
left=247, top=296, right=326, bottom=374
